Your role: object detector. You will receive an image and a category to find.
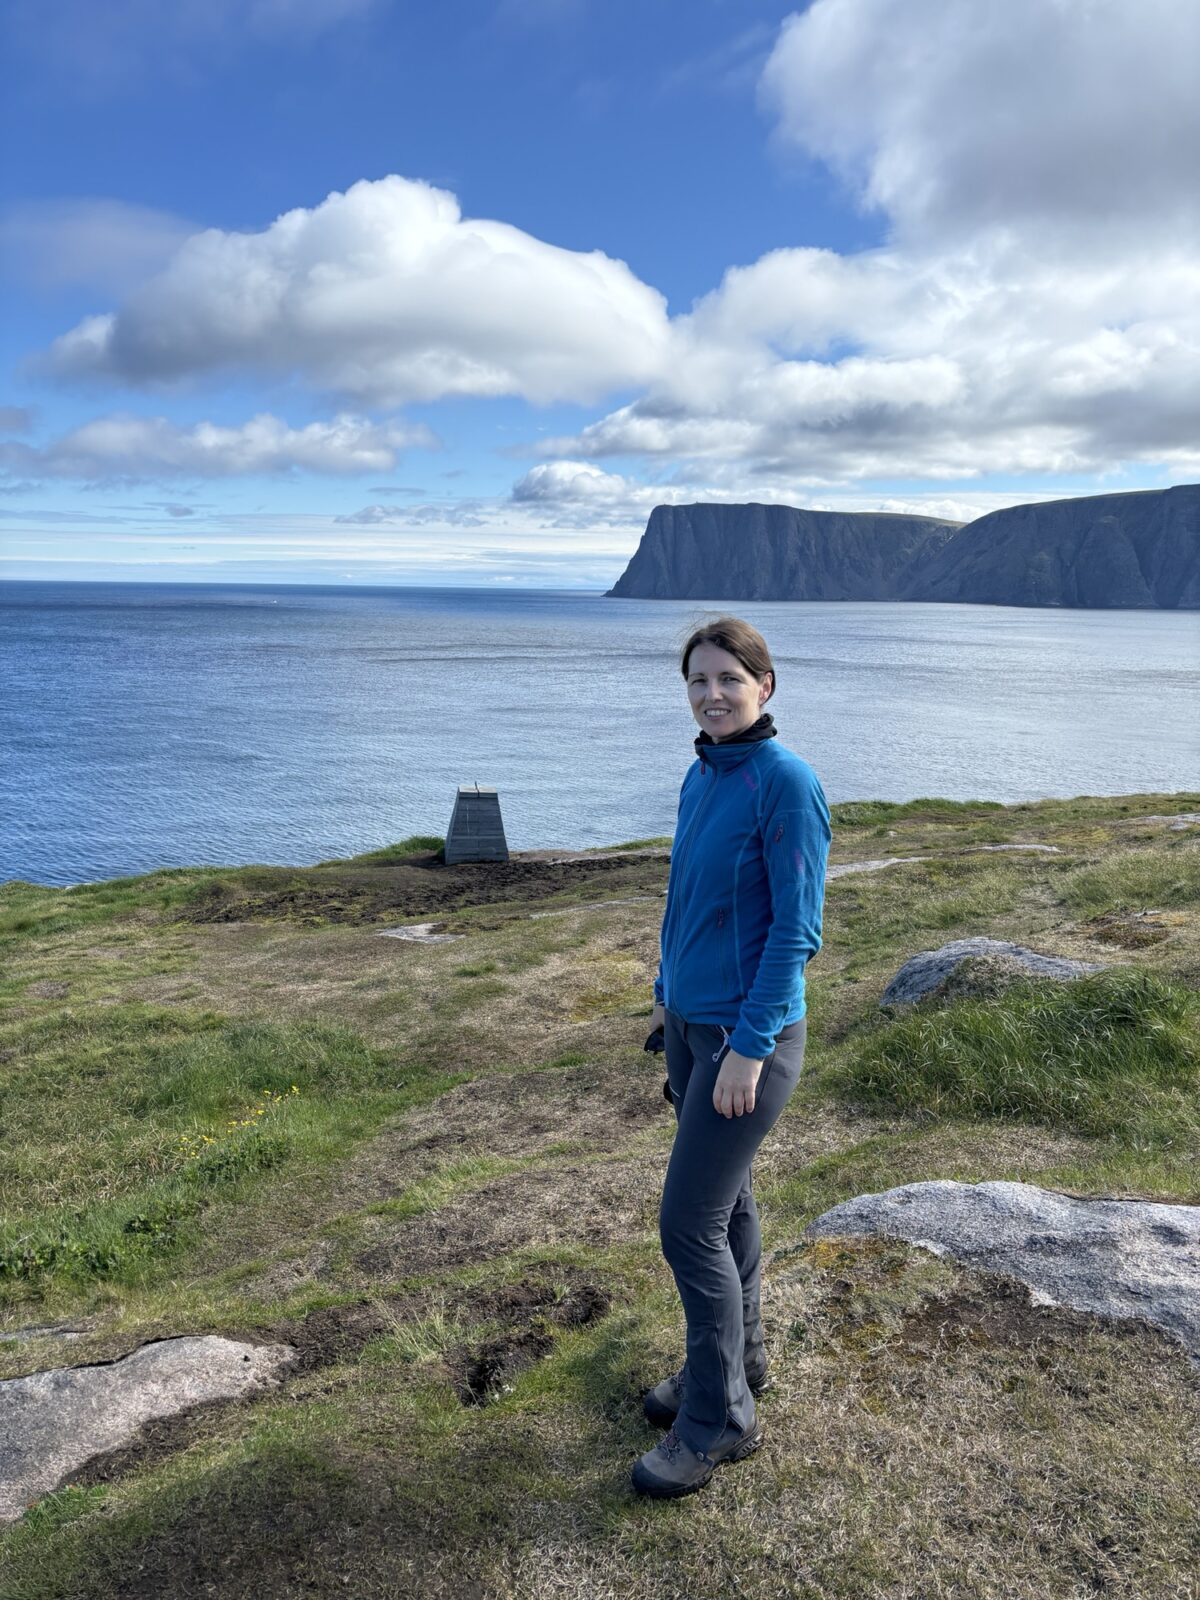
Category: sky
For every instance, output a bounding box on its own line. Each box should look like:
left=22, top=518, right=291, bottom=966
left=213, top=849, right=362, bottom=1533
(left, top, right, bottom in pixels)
left=1, top=0, right=1198, bottom=588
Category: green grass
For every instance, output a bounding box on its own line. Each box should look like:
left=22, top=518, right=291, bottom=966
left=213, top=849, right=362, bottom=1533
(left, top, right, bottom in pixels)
left=830, top=797, right=1006, bottom=828
left=4, top=793, right=1200, bottom=1599
left=315, top=834, right=445, bottom=866
left=1059, top=841, right=1200, bottom=913
left=831, top=969, right=1200, bottom=1143
left=584, top=837, right=672, bottom=852
left=0, top=1004, right=457, bottom=1299
left=0, top=869, right=219, bottom=950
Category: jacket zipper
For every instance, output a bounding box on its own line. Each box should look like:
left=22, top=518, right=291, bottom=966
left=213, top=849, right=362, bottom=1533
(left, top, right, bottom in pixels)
left=662, top=764, right=722, bottom=1011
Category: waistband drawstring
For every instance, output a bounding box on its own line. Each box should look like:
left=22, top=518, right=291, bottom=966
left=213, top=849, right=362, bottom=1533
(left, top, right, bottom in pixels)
left=712, top=1026, right=731, bottom=1063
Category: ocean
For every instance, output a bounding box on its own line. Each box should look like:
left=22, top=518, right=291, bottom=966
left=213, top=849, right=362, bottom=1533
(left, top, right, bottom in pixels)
left=2, top=581, right=1197, bottom=887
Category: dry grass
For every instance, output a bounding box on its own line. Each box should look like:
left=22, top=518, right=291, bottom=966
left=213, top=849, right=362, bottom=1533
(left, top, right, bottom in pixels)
left=3, top=794, right=1199, bottom=1599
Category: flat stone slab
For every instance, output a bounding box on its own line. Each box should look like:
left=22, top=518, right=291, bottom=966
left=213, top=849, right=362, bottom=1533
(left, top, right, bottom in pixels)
left=807, top=1180, right=1200, bottom=1358
left=829, top=844, right=1059, bottom=882
left=0, top=1322, right=89, bottom=1345
left=0, top=1335, right=295, bottom=1523
left=377, top=922, right=462, bottom=943
left=881, top=937, right=1106, bottom=1005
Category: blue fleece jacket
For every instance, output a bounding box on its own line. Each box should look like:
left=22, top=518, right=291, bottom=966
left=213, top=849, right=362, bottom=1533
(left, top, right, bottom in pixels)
left=653, top=736, right=831, bottom=1060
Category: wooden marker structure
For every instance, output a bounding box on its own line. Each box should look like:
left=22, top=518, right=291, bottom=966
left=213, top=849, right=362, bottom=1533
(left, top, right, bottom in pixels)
left=445, top=784, right=509, bottom=864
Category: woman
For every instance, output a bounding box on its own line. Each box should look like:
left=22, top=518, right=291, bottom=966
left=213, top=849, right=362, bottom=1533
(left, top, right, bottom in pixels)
left=631, top=616, right=831, bottom=1499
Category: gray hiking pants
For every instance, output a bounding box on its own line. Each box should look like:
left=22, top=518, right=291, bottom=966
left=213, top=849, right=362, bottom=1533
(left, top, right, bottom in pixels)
left=660, top=1008, right=808, bottom=1454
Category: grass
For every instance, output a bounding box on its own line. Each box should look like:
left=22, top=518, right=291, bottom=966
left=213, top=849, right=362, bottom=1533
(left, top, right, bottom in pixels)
left=0, top=1006, right=456, bottom=1299
left=2, top=791, right=1199, bottom=1599
left=1059, top=841, right=1200, bottom=912
left=315, top=834, right=445, bottom=866
left=832, top=968, right=1200, bottom=1143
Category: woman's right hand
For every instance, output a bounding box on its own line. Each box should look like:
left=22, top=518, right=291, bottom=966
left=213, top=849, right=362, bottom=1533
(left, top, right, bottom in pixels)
left=650, top=1001, right=666, bottom=1032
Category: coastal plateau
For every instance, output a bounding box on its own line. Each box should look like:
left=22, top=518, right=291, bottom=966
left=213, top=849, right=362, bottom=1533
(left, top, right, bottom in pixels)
left=606, top=483, right=1200, bottom=607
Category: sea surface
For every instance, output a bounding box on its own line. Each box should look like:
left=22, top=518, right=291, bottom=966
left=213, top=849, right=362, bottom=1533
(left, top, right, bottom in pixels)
left=2, top=581, right=1198, bottom=887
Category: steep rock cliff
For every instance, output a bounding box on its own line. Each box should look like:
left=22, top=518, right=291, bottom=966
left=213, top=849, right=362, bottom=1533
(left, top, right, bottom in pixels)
left=605, top=503, right=962, bottom=600
left=606, top=486, right=1200, bottom=607
left=901, top=484, right=1200, bottom=607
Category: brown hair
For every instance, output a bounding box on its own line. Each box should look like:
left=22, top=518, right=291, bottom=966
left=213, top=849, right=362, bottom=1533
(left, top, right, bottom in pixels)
left=679, top=615, right=776, bottom=701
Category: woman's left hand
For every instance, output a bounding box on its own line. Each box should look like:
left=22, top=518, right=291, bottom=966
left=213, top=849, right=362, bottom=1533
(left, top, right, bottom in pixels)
left=713, top=1049, right=766, bottom=1118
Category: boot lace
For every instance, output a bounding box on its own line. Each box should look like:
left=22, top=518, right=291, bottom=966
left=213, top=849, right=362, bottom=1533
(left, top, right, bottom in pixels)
left=658, top=1426, right=686, bottom=1463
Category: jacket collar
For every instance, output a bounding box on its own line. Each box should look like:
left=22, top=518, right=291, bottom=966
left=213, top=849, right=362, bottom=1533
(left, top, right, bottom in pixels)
left=694, top=732, right=771, bottom=771
left=694, top=711, right=777, bottom=772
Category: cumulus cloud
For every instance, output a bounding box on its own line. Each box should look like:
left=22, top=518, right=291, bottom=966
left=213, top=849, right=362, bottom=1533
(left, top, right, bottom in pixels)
left=0, top=413, right=436, bottom=484
left=26, top=3, right=1200, bottom=494
left=760, top=0, right=1200, bottom=246
left=42, top=175, right=671, bottom=406
left=545, top=0, right=1200, bottom=482
left=511, top=461, right=649, bottom=504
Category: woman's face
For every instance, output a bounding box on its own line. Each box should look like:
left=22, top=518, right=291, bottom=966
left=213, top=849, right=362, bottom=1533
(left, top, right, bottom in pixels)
left=685, top=641, right=771, bottom=740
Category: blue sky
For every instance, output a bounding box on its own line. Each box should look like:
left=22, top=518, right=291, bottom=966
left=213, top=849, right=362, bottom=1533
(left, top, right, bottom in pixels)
left=2, top=0, right=1197, bottom=586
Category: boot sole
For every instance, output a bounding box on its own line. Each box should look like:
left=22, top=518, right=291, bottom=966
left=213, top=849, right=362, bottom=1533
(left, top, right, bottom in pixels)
left=641, top=1374, right=773, bottom=1429
left=630, top=1423, right=764, bottom=1499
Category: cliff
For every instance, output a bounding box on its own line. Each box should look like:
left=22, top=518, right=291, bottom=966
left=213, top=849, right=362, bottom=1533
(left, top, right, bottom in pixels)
left=900, top=483, right=1200, bottom=607
left=605, top=503, right=962, bottom=600
left=607, top=485, right=1200, bottom=607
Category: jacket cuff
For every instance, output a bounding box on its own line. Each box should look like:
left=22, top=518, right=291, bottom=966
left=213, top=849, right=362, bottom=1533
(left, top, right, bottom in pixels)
left=730, top=1021, right=773, bottom=1061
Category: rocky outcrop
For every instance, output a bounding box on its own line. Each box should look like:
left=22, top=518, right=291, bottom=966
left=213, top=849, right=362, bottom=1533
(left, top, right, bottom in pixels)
left=881, top=937, right=1108, bottom=1006
left=902, top=484, right=1200, bottom=608
left=605, top=503, right=962, bottom=600
left=607, top=485, right=1199, bottom=607
left=0, top=1335, right=295, bottom=1523
left=806, top=1180, right=1200, bottom=1359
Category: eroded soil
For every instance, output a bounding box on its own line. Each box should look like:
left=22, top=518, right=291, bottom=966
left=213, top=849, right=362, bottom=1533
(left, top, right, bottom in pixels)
left=176, top=851, right=669, bottom=928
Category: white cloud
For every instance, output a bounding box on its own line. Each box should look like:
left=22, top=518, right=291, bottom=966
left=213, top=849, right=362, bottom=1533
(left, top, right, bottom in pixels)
left=0, top=200, right=197, bottom=296
left=0, top=413, right=436, bottom=483
left=545, top=0, right=1200, bottom=482
left=26, top=3, right=1200, bottom=497
left=43, top=175, right=671, bottom=406
left=760, top=0, right=1200, bottom=246
left=511, top=461, right=648, bottom=504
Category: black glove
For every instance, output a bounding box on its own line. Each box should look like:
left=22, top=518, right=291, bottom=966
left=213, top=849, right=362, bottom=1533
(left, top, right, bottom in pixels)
left=643, top=1026, right=665, bottom=1055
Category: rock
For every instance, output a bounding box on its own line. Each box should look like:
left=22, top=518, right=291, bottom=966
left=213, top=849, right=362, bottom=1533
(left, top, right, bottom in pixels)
left=605, top=484, right=1199, bottom=607
left=377, top=922, right=462, bottom=943
left=0, top=1322, right=89, bottom=1345
left=900, top=483, right=1200, bottom=608
left=0, top=1335, right=295, bottom=1523
left=605, top=503, right=961, bottom=600
left=806, top=1180, right=1200, bottom=1359
left=828, top=845, right=1059, bottom=883
left=881, top=937, right=1107, bottom=1006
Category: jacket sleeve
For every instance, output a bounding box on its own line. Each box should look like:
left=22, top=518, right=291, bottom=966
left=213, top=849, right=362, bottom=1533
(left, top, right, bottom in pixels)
left=653, top=964, right=665, bottom=1006
left=729, top=765, right=831, bottom=1060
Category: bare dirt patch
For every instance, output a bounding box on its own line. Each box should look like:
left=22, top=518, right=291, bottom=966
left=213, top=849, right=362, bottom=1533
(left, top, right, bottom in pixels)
left=333, top=1060, right=669, bottom=1207
left=896, top=1275, right=1117, bottom=1360
left=176, top=851, right=669, bottom=928
left=352, top=1155, right=663, bottom=1281
left=1082, top=910, right=1173, bottom=948
left=446, top=1277, right=611, bottom=1405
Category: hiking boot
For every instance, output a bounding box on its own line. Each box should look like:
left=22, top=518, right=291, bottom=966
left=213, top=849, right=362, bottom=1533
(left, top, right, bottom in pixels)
left=630, top=1419, right=764, bottom=1498
left=642, top=1362, right=773, bottom=1429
